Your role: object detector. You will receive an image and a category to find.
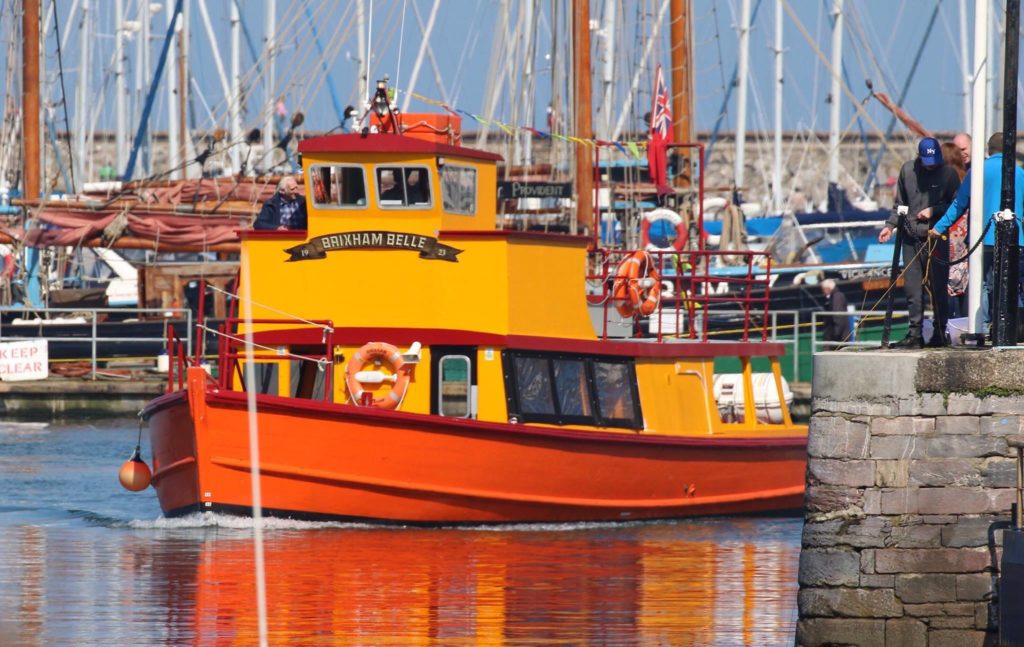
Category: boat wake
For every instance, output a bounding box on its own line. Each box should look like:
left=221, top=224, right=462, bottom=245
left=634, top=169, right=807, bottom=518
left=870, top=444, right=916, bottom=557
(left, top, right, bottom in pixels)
left=125, top=512, right=377, bottom=531
left=0, top=421, right=50, bottom=434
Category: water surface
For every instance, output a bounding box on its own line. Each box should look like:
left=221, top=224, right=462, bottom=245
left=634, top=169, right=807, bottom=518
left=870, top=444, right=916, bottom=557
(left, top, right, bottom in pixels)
left=0, top=419, right=800, bottom=645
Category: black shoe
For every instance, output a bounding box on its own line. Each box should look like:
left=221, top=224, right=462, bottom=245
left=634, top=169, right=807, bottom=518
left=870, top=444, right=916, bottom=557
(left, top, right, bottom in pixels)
left=890, top=334, right=923, bottom=349
left=925, top=332, right=950, bottom=348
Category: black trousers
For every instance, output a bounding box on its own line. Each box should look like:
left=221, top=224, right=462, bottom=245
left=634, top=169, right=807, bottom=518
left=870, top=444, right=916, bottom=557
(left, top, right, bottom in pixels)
left=902, top=236, right=949, bottom=337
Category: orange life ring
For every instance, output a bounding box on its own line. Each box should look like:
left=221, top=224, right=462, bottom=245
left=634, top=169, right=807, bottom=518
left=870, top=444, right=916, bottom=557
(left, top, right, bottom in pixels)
left=345, top=342, right=410, bottom=410
left=611, top=251, right=662, bottom=318
left=640, top=208, right=688, bottom=252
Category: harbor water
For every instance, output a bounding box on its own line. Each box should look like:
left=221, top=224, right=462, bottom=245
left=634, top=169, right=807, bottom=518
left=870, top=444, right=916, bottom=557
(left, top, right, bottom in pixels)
left=0, top=419, right=801, bottom=645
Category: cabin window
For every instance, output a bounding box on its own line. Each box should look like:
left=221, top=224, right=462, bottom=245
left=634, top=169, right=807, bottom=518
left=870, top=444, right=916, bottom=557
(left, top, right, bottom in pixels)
left=440, top=164, right=476, bottom=215
left=503, top=351, right=641, bottom=429
left=309, top=165, right=367, bottom=207
left=240, top=362, right=279, bottom=395
left=375, top=166, right=432, bottom=208
left=289, top=359, right=329, bottom=401
left=438, top=355, right=471, bottom=417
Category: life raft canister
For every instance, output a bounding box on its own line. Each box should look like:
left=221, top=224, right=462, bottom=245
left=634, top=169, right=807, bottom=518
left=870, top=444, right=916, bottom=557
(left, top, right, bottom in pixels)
left=640, top=207, right=688, bottom=252
left=611, top=250, right=662, bottom=318
left=346, top=342, right=411, bottom=410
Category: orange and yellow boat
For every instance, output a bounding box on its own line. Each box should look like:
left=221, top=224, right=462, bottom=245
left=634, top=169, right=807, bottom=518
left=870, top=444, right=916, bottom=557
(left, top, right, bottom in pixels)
left=138, top=91, right=807, bottom=524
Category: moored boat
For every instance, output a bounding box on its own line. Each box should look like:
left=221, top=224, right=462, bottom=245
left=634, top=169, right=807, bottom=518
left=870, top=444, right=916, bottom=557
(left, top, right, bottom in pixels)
left=137, top=90, right=807, bottom=524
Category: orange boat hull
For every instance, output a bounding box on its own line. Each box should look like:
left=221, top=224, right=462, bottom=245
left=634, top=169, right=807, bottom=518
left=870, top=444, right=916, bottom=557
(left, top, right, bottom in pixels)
left=144, top=377, right=806, bottom=524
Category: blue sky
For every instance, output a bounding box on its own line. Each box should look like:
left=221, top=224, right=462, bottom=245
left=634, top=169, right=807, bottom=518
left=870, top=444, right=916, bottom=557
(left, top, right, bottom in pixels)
left=30, top=0, right=1010, bottom=143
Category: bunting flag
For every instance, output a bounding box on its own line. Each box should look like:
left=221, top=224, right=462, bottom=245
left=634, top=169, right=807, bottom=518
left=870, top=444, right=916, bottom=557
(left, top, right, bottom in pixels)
left=647, top=64, right=673, bottom=193
left=407, top=91, right=648, bottom=159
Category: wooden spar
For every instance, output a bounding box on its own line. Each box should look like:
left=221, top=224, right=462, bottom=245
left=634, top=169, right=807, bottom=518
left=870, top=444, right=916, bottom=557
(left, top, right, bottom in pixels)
left=572, top=0, right=593, bottom=236
left=670, top=0, right=694, bottom=186
left=0, top=231, right=240, bottom=254
left=23, top=0, right=41, bottom=198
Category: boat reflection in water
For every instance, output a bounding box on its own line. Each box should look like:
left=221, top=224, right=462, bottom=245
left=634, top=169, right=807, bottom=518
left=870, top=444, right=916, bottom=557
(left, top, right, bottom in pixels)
left=123, top=516, right=799, bottom=645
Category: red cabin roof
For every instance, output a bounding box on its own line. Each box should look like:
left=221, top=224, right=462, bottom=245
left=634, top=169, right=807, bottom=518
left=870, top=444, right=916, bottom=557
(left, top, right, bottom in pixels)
left=298, top=133, right=504, bottom=163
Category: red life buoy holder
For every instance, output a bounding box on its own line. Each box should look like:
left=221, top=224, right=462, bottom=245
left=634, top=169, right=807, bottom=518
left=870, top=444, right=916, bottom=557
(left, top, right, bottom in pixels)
left=611, top=251, right=662, bottom=318
left=346, top=342, right=411, bottom=410
left=640, top=208, right=688, bottom=252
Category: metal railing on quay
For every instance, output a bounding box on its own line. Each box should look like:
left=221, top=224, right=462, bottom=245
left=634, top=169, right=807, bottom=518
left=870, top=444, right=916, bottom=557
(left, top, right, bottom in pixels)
left=811, top=310, right=911, bottom=354
left=0, top=306, right=194, bottom=380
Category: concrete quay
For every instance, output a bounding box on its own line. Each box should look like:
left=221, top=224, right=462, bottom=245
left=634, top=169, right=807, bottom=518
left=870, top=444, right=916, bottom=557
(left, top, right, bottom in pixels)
left=0, top=373, right=167, bottom=420
left=797, top=349, right=1024, bottom=647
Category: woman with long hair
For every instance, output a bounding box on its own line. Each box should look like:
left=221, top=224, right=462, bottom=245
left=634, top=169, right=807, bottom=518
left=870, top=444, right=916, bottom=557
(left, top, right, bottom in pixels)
left=942, top=141, right=968, bottom=318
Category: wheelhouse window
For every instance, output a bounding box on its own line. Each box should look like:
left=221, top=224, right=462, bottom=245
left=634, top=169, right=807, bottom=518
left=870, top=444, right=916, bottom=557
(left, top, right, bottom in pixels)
left=376, top=166, right=432, bottom=208
left=309, top=165, right=367, bottom=207
left=503, top=351, right=641, bottom=429
left=440, top=164, right=476, bottom=215
left=438, top=355, right=471, bottom=417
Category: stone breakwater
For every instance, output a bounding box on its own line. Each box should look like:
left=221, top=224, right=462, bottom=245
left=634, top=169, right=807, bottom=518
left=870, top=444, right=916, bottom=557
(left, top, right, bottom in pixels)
left=796, top=350, right=1022, bottom=647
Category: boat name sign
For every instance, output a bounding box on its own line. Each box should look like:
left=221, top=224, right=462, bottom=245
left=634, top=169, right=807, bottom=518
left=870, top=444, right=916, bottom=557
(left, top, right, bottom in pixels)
left=285, top=230, right=463, bottom=263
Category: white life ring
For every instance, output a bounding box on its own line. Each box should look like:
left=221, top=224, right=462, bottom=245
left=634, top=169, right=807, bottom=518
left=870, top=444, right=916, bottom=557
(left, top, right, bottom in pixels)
left=640, top=208, right=688, bottom=252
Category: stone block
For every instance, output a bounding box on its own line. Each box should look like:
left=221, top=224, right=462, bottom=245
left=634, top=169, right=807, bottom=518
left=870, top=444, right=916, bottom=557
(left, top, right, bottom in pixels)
left=876, top=460, right=909, bottom=487
left=930, top=616, right=979, bottom=629
left=980, top=457, right=1016, bottom=487
left=814, top=351, right=921, bottom=401
left=871, top=435, right=919, bottom=459
left=808, top=416, right=870, bottom=459
left=863, top=489, right=881, bottom=515
left=840, top=517, right=892, bottom=548
left=796, top=618, right=885, bottom=647
left=927, top=629, right=988, bottom=647
left=813, top=397, right=898, bottom=416
left=861, top=573, right=895, bottom=588
left=894, top=573, right=956, bottom=603
left=955, top=573, right=993, bottom=601
left=979, top=396, right=1024, bottom=415
left=908, top=459, right=981, bottom=487
left=915, top=348, right=1024, bottom=393
left=914, top=487, right=1005, bottom=515
left=934, top=416, right=980, bottom=435
left=798, top=587, right=902, bottom=618
left=806, top=486, right=864, bottom=514
left=976, top=601, right=995, bottom=630
left=874, top=547, right=990, bottom=573
left=979, top=415, right=1024, bottom=436
left=941, top=516, right=1002, bottom=548
left=809, top=458, right=875, bottom=487
left=871, top=417, right=935, bottom=436
left=897, top=394, right=946, bottom=416
left=888, top=523, right=942, bottom=548
left=801, top=520, right=844, bottom=548
left=903, top=601, right=977, bottom=616
left=799, top=548, right=862, bottom=587
left=884, top=618, right=926, bottom=647
left=924, top=435, right=1007, bottom=459
left=880, top=488, right=916, bottom=514
left=861, top=548, right=875, bottom=574
left=946, top=394, right=983, bottom=415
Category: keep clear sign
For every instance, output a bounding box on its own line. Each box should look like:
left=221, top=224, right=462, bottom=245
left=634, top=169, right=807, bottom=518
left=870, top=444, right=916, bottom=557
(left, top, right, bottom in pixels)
left=0, top=339, right=48, bottom=381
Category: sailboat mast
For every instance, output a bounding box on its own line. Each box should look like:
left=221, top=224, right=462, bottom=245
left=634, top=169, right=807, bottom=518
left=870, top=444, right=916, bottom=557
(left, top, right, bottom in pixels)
left=75, top=0, right=90, bottom=190
left=772, top=0, right=783, bottom=212
left=166, top=4, right=180, bottom=180
left=115, top=0, right=127, bottom=174
left=230, top=0, right=241, bottom=175
left=828, top=0, right=843, bottom=187
left=263, top=0, right=276, bottom=172
left=670, top=0, right=693, bottom=187
left=734, top=0, right=751, bottom=194
left=23, top=0, right=40, bottom=198
left=967, top=0, right=989, bottom=335
left=573, top=0, right=593, bottom=235
left=959, top=0, right=970, bottom=130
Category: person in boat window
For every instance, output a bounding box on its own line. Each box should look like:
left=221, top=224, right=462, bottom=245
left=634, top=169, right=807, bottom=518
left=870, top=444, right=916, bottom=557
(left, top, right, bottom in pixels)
left=254, top=176, right=308, bottom=230
left=878, top=137, right=960, bottom=348
left=819, top=279, right=850, bottom=348
left=378, top=167, right=430, bottom=205
left=930, top=132, right=1024, bottom=331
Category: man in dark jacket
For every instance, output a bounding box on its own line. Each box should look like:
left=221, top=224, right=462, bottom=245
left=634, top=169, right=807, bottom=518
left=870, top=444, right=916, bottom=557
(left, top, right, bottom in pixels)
left=820, top=279, right=850, bottom=347
left=878, top=137, right=961, bottom=347
left=254, top=176, right=307, bottom=230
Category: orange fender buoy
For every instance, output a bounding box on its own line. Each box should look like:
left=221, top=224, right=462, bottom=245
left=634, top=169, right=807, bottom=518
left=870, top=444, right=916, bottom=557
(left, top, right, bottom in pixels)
left=119, top=448, right=152, bottom=492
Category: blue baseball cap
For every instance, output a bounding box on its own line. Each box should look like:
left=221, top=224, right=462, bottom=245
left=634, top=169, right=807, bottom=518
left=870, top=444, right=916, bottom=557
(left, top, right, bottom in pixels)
left=918, top=137, right=942, bottom=166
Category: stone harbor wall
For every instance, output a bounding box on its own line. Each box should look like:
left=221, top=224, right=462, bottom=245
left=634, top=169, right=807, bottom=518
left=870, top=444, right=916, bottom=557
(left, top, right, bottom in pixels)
left=796, top=349, right=1022, bottom=647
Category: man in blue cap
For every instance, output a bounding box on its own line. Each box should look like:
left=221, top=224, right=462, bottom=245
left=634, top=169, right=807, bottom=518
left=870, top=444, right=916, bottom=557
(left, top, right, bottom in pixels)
left=878, top=136, right=961, bottom=347
left=930, top=132, right=1024, bottom=331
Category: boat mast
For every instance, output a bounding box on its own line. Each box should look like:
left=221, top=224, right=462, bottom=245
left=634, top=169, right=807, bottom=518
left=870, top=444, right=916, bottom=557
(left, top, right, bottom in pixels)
left=958, top=0, right=970, bottom=131
left=114, top=0, right=128, bottom=174
left=967, top=0, right=989, bottom=335
left=230, top=0, right=241, bottom=175
left=357, top=0, right=368, bottom=104
left=734, top=0, right=751, bottom=196
left=827, top=0, right=843, bottom=189
left=178, top=0, right=188, bottom=176
left=23, top=0, right=40, bottom=198
left=597, top=0, right=616, bottom=139
left=771, top=0, right=783, bottom=212
left=166, top=3, right=180, bottom=180
left=573, top=0, right=593, bottom=235
left=75, top=0, right=90, bottom=190
left=263, top=0, right=276, bottom=172
left=670, top=0, right=694, bottom=186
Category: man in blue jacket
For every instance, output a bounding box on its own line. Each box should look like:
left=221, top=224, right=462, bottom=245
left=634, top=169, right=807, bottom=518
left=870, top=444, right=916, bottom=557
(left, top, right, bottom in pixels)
left=254, top=176, right=308, bottom=230
left=930, top=133, right=1024, bottom=329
